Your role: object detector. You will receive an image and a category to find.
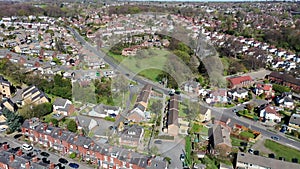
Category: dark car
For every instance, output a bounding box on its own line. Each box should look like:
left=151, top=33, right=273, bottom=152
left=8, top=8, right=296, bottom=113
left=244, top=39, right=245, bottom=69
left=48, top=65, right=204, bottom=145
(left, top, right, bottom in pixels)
left=154, top=140, right=162, bottom=144
left=40, top=152, right=50, bottom=157
left=55, top=163, right=65, bottom=169
left=14, top=134, right=23, bottom=139
left=42, top=158, right=50, bottom=164
left=58, top=158, right=68, bottom=164
left=69, top=163, right=79, bottom=168
left=269, top=153, right=275, bottom=158
left=253, top=150, right=259, bottom=155
left=271, top=136, right=280, bottom=141
left=33, top=149, right=41, bottom=154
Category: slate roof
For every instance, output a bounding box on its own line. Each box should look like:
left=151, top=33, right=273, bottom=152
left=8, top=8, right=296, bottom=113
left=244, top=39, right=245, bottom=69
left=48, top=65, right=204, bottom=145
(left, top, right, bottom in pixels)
left=268, top=71, right=300, bottom=86
left=289, top=113, right=300, bottom=126
left=53, top=97, right=69, bottom=107
left=210, top=124, right=232, bottom=148
left=237, top=151, right=300, bottom=169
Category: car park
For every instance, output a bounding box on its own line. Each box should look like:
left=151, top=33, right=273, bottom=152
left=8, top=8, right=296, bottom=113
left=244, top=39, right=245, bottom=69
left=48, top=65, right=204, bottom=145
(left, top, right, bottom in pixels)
left=22, top=144, right=33, bottom=151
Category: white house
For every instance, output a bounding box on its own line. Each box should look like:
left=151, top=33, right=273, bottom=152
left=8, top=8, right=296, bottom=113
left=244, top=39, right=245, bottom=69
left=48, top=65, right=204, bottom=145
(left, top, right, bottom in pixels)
left=228, top=88, right=248, bottom=100
left=260, top=105, right=282, bottom=123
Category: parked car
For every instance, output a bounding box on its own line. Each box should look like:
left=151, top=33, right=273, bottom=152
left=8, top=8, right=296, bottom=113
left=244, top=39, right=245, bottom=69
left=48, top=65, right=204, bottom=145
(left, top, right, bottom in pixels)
left=180, top=154, right=185, bottom=162
left=248, top=148, right=254, bottom=154
left=40, top=152, right=50, bottom=157
left=22, top=144, right=33, bottom=151
left=154, top=140, right=162, bottom=144
left=58, top=158, right=68, bottom=164
left=69, top=163, right=79, bottom=168
left=271, top=136, right=280, bottom=141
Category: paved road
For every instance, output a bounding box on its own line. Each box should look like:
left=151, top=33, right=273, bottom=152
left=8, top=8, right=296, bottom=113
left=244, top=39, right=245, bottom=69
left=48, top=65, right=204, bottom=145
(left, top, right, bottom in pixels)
left=202, top=103, right=300, bottom=151
left=69, top=27, right=300, bottom=154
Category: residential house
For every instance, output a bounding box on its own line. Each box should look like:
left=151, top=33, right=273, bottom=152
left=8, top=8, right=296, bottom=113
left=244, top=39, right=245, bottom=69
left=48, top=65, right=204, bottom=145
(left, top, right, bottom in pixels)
left=196, top=106, right=211, bottom=122
left=21, top=118, right=168, bottom=169
left=0, top=98, right=17, bottom=112
left=209, top=124, right=232, bottom=156
left=227, top=88, right=248, bottom=100
left=127, top=104, right=148, bottom=123
left=236, top=151, right=300, bottom=169
left=76, top=115, right=98, bottom=132
left=277, top=93, right=294, bottom=109
left=88, top=104, right=121, bottom=118
left=254, top=83, right=275, bottom=98
left=227, top=75, right=253, bottom=89
left=267, top=71, right=300, bottom=91
left=53, top=97, right=75, bottom=116
left=183, top=80, right=200, bottom=94
left=288, top=113, right=300, bottom=132
left=21, top=86, right=49, bottom=106
left=0, top=150, right=51, bottom=169
left=259, top=105, right=282, bottom=123
left=166, top=95, right=179, bottom=136
left=0, top=75, right=12, bottom=98
left=119, top=125, right=144, bottom=147
left=127, top=85, right=152, bottom=123
left=206, top=88, right=228, bottom=104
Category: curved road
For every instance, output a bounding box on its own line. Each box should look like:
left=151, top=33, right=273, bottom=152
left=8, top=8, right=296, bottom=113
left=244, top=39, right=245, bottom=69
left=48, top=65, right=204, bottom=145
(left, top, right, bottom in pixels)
left=69, top=27, right=300, bottom=151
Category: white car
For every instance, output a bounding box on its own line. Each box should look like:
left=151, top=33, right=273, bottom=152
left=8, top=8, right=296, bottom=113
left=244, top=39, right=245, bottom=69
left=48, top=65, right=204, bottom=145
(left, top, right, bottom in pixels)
left=22, top=144, right=33, bottom=151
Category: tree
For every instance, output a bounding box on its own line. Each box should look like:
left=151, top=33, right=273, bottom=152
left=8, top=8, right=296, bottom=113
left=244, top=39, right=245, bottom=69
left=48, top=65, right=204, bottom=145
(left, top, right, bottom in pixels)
left=150, top=101, right=163, bottom=114
left=49, top=118, right=59, bottom=127
left=2, top=108, right=23, bottom=133
left=32, top=103, right=53, bottom=118
left=67, top=119, right=77, bottom=133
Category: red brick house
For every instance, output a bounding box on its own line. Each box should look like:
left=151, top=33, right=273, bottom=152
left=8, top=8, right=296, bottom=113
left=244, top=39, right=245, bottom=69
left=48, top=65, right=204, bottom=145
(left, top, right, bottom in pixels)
left=21, top=118, right=168, bottom=169
left=267, top=71, right=300, bottom=92
left=227, top=75, right=254, bottom=89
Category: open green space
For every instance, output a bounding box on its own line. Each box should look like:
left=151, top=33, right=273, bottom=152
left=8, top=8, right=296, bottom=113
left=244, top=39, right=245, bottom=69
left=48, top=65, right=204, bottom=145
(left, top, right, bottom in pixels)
left=190, top=123, right=209, bottom=135
left=104, top=48, right=170, bottom=81
left=264, top=139, right=300, bottom=163
left=240, top=131, right=256, bottom=139
left=139, top=68, right=163, bottom=82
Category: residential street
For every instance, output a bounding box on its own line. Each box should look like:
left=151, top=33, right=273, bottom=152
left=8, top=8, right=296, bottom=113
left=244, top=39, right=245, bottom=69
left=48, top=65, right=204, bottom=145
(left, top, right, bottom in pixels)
left=0, top=134, right=93, bottom=169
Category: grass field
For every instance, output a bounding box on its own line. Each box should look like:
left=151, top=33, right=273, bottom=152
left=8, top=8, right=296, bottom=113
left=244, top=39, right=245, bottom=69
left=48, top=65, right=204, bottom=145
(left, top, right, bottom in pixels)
left=139, top=68, right=163, bottom=82
left=240, top=131, right=256, bottom=139
left=104, top=48, right=171, bottom=81
left=264, top=139, right=300, bottom=163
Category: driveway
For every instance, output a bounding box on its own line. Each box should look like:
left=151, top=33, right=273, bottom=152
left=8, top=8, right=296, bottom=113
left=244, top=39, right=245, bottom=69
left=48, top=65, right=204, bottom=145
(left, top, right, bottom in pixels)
left=154, top=138, right=185, bottom=169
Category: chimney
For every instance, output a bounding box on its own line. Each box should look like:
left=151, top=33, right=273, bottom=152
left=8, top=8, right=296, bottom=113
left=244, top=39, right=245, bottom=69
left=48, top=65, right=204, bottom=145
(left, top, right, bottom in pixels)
left=147, top=159, right=152, bottom=166
left=29, top=120, right=33, bottom=127
left=90, top=141, right=94, bottom=147
left=32, top=156, right=38, bottom=163
left=109, top=146, right=113, bottom=152
left=10, top=154, right=15, bottom=163
left=16, top=149, right=23, bottom=156
left=3, top=143, right=9, bottom=150
left=59, top=130, right=62, bottom=136
left=25, top=161, right=31, bottom=169
left=49, top=163, right=55, bottom=169
left=74, top=135, right=78, bottom=142
left=43, top=124, right=47, bottom=131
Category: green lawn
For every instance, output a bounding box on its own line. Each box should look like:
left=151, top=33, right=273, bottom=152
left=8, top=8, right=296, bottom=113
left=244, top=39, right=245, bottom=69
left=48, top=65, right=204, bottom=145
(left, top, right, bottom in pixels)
left=240, top=131, right=256, bottom=139
left=231, top=137, right=247, bottom=147
left=190, top=123, right=209, bottom=135
left=104, top=48, right=171, bottom=81
left=179, top=103, right=187, bottom=117
left=139, top=68, right=163, bottom=82
left=264, top=139, right=300, bottom=163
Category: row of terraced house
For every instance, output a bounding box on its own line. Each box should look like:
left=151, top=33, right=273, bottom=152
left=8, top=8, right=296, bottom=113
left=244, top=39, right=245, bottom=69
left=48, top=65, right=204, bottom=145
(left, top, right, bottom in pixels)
left=21, top=118, right=168, bottom=169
